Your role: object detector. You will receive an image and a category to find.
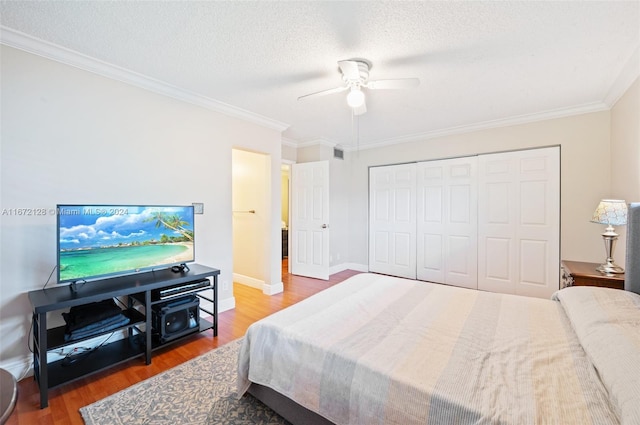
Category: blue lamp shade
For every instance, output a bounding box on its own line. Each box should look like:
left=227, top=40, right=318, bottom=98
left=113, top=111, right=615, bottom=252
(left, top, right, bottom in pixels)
left=591, top=199, right=628, bottom=226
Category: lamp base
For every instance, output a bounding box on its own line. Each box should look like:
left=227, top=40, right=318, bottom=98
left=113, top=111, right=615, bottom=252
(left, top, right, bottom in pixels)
left=596, top=261, right=625, bottom=274
left=597, top=228, right=624, bottom=274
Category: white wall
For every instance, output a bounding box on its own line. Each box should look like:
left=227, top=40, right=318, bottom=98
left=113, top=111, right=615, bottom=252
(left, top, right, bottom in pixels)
left=611, top=76, right=640, bottom=202
left=0, top=46, right=282, bottom=375
left=341, top=111, right=614, bottom=269
left=610, top=77, right=640, bottom=268
left=282, top=144, right=297, bottom=163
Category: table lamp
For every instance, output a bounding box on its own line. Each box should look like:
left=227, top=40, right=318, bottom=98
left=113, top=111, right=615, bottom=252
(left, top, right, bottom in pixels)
left=591, top=199, right=627, bottom=273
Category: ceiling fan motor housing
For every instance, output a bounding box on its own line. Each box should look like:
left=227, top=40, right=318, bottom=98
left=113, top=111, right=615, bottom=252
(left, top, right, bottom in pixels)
left=342, top=61, right=370, bottom=86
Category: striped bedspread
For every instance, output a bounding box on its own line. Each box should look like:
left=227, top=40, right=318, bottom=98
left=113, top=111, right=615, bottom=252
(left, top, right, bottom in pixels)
left=238, top=273, right=638, bottom=424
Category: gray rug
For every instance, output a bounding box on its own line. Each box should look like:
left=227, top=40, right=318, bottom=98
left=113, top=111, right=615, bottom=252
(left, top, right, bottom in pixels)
left=80, top=338, right=289, bottom=425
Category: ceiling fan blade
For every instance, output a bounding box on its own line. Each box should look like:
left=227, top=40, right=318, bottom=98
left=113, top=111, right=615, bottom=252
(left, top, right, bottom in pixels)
left=297, top=85, right=347, bottom=101
left=338, top=60, right=361, bottom=81
left=353, top=100, right=367, bottom=116
left=366, top=78, right=420, bottom=90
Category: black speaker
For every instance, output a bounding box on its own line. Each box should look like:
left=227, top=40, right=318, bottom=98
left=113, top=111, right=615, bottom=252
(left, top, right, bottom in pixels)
left=151, top=295, right=199, bottom=343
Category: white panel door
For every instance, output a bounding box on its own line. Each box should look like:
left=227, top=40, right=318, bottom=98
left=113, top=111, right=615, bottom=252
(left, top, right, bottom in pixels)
left=369, top=164, right=416, bottom=279
left=478, top=147, right=560, bottom=298
left=417, top=157, right=478, bottom=288
left=291, top=161, right=330, bottom=280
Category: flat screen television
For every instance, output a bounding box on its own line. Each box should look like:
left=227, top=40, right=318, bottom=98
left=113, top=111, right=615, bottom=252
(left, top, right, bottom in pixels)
left=57, top=205, right=195, bottom=284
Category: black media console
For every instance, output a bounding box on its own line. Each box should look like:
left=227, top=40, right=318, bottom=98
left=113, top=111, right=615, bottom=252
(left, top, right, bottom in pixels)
left=27, top=263, right=220, bottom=408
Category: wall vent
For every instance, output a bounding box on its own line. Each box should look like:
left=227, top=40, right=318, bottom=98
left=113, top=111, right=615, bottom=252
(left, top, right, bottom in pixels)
left=333, top=147, right=344, bottom=160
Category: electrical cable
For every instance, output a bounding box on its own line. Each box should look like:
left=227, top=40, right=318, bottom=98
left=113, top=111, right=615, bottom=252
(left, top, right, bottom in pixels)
left=42, top=265, right=57, bottom=290
left=27, top=315, right=34, bottom=353
left=61, top=332, right=115, bottom=366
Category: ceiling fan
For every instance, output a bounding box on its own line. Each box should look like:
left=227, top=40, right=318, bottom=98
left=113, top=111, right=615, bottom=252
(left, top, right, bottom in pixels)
left=297, top=59, right=420, bottom=116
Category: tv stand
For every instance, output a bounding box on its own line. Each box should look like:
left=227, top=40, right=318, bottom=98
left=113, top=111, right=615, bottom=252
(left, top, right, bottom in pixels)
left=27, top=263, right=219, bottom=408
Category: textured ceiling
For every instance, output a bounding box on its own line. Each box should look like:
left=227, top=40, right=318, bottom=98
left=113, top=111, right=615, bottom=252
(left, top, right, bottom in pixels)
left=1, top=1, right=639, bottom=149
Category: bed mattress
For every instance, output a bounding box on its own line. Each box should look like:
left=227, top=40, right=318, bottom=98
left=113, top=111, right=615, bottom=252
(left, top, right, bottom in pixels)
left=238, top=273, right=640, bottom=424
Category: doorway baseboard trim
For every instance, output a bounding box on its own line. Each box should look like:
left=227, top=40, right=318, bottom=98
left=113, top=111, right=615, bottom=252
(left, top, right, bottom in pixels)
left=233, top=273, right=264, bottom=290
left=233, top=273, right=283, bottom=296
left=263, top=281, right=284, bottom=295
left=219, top=296, right=236, bottom=313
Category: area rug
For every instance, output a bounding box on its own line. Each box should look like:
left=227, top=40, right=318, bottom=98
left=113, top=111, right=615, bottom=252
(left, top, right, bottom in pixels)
left=80, top=338, right=289, bottom=425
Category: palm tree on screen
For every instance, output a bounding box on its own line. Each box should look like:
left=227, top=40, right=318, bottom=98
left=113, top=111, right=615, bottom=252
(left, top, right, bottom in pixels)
left=145, top=212, right=193, bottom=241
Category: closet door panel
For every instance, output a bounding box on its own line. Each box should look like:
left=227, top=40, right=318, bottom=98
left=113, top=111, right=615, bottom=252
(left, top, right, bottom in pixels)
left=520, top=239, right=547, bottom=285
left=417, top=157, right=477, bottom=288
left=369, top=164, right=417, bottom=279
left=416, top=165, right=446, bottom=283
left=420, top=238, right=445, bottom=282
left=448, top=235, right=473, bottom=277
left=484, top=236, right=512, bottom=292
left=479, top=171, right=517, bottom=293
left=478, top=147, right=560, bottom=298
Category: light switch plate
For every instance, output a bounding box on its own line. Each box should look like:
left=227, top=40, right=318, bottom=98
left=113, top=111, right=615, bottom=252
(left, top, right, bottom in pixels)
left=192, top=203, right=204, bottom=214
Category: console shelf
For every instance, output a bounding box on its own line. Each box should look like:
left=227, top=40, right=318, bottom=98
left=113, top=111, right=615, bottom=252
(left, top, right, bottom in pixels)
left=44, top=308, right=145, bottom=350
left=28, top=263, right=220, bottom=408
left=148, top=318, right=214, bottom=351
left=47, top=335, right=146, bottom=388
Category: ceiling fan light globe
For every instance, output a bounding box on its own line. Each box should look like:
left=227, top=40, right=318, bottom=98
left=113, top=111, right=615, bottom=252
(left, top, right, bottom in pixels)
left=347, top=89, right=365, bottom=108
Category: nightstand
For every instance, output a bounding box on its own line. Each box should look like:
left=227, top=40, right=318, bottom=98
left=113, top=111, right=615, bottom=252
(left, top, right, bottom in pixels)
left=561, top=260, right=625, bottom=290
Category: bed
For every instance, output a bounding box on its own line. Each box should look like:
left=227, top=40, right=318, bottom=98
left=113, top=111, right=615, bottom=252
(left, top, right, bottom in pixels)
left=237, top=271, right=640, bottom=424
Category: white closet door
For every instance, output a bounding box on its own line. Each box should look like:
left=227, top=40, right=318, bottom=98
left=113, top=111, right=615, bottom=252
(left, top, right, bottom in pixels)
left=478, top=147, right=560, bottom=298
left=417, top=157, right=478, bottom=288
left=369, top=164, right=416, bottom=279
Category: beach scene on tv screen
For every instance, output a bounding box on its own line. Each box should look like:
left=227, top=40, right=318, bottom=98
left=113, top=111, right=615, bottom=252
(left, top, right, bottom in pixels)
left=58, top=206, right=194, bottom=281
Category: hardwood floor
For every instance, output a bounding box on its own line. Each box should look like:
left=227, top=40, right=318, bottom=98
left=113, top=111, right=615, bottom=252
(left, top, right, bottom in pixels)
left=7, top=261, right=361, bottom=425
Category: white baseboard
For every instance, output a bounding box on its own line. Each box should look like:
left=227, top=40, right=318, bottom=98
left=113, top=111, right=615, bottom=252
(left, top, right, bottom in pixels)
left=233, top=272, right=283, bottom=295
left=263, top=281, right=283, bottom=295
left=218, top=296, right=235, bottom=313
left=0, top=355, right=33, bottom=381
left=329, top=262, right=369, bottom=275
left=233, top=273, right=264, bottom=290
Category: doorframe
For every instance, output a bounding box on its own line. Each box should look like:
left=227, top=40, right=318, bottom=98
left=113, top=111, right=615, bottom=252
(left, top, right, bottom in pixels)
left=232, top=147, right=283, bottom=296
left=282, top=159, right=295, bottom=275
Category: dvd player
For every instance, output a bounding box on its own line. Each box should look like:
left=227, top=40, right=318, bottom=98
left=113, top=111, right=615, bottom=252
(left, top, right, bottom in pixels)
left=154, top=278, right=212, bottom=301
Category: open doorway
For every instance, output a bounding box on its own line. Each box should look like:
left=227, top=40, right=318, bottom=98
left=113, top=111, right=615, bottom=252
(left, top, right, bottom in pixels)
left=281, top=163, right=290, bottom=273
left=232, top=149, right=270, bottom=290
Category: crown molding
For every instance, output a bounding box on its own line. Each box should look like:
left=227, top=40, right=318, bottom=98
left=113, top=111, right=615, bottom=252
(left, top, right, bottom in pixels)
left=281, top=137, right=299, bottom=148
left=0, top=26, right=289, bottom=132
left=294, top=138, right=338, bottom=149
left=283, top=101, right=611, bottom=152
left=345, top=101, right=611, bottom=151
left=10, top=25, right=619, bottom=151
left=603, top=44, right=640, bottom=107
